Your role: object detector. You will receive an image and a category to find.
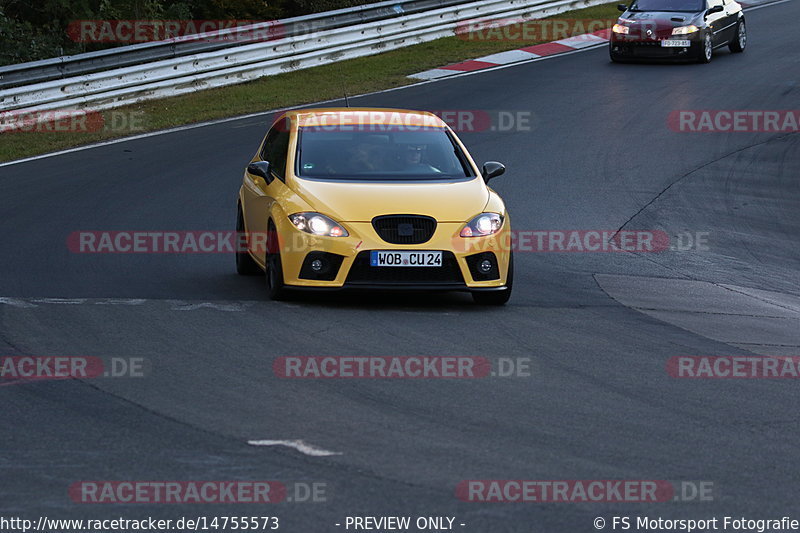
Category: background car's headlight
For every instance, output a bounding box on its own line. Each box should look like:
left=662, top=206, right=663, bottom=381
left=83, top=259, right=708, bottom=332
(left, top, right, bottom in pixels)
left=460, top=213, right=503, bottom=237
left=672, top=25, right=699, bottom=35
left=289, top=213, right=348, bottom=237
left=612, top=24, right=630, bottom=34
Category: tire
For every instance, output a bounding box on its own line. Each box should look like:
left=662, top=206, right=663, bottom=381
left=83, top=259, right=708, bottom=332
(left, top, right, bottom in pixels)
left=236, top=204, right=261, bottom=275
left=472, top=253, right=513, bottom=306
left=265, top=221, right=288, bottom=301
left=697, top=32, right=713, bottom=63
left=729, top=19, right=746, bottom=53
left=609, top=46, right=625, bottom=63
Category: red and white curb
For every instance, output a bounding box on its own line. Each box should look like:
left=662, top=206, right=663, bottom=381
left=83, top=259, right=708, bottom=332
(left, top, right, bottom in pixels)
left=410, top=29, right=611, bottom=80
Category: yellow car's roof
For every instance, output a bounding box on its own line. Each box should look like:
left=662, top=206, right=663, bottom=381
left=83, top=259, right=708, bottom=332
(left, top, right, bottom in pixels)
left=282, top=108, right=446, bottom=128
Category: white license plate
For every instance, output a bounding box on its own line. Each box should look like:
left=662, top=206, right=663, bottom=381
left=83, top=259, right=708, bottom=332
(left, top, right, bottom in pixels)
left=661, top=40, right=691, bottom=47
left=370, top=251, right=442, bottom=267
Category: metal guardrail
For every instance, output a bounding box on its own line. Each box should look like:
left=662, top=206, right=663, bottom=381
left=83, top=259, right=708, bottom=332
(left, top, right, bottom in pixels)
left=0, top=0, right=607, bottom=114
left=0, top=0, right=469, bottom=89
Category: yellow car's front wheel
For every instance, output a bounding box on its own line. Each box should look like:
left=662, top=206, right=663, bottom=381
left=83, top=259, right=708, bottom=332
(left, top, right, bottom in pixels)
left=236, top=204, right=260, bottom=276
left=266, top=221, right=288, bottom=301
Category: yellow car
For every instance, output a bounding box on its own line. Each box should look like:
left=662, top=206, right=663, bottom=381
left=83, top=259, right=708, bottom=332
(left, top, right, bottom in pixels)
left=236, top=107, right=513, bottom=305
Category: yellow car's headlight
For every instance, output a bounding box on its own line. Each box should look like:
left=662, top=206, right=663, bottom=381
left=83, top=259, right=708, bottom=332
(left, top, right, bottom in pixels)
left=289, top=212, right=348, bottom=237
left=672, top=25, right=699, bottom=35
left=612, top=24, right=630, bottom=34
left=460, top=213, right=503, bottom=237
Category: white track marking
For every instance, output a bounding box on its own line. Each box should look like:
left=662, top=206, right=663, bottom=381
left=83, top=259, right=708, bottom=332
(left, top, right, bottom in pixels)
left=408, top=69, right=459, bottom=80
left=554, top=33, right=609, bottom=49
left=168, top=301, right=252, bottom=312
left=469, top=49, right=541, bottom=64
left=93, top=298, right=147, bottom=305
left=28, top=298, right=87, bottom=305
left=0, top=297, right=38, bottom=308
left=0, top=0, right=788, bottom=169
left=247, top=439, right=343, bottom=457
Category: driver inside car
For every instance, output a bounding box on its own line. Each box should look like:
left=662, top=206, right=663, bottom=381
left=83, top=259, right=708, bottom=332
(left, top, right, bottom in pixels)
left=399, top=144, right=441, bottom=174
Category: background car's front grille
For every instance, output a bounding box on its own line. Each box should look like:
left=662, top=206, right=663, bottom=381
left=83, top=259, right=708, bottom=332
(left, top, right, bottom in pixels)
left=346, top=251, right=464, bottom=286
left=614, top=41, right=692, bottom=58
left=372, top=215, right=437, bottom=245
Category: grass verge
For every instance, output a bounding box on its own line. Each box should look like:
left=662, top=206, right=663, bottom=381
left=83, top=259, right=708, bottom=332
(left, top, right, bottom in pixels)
left=0, top=2, right=618, bottom=163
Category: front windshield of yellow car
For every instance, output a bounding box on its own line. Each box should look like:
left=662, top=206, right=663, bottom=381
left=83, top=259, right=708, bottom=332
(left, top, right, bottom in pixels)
left=295, top=125, right=475, bottom=181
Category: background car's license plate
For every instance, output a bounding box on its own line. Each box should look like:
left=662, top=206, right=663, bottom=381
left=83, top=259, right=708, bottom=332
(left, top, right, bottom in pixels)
left=662, top=40, right=691, bottom=47
left=370, top=251, right=442, bottom=267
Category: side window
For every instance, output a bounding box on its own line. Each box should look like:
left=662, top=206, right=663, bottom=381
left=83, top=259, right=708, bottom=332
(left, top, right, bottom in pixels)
left=260, top=129, right=279, bottom=162
left=259, top=118, right=291, bottom=181
left=268, top=130, right=290, bottom=180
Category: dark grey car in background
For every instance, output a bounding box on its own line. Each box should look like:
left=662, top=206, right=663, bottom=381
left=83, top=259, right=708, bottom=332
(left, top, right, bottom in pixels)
left=609, top=0, right=746, bottom=62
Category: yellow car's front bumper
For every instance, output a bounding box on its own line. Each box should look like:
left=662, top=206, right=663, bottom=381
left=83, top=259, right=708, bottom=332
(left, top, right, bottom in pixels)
left=268, top=218, right=512, bottom=291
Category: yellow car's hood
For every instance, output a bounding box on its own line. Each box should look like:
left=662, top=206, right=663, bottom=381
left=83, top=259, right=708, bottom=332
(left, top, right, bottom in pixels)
left=290, top=178, right=489, bottom=222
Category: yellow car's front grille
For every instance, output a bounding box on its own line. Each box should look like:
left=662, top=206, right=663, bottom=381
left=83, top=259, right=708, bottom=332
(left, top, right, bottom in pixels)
left=371, top=215, right=437, bottom=245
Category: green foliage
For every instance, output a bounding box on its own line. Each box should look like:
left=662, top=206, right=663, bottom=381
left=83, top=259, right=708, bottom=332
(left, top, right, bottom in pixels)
left=283, top=0, right=372, bottom=15
left=0, top=0, right=380, bottom=65
left=0, top=5, right=68, bottom=63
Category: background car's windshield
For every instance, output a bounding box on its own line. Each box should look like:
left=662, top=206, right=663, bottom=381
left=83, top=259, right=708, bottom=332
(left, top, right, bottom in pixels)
left=296, top=125, right=474, bottom=180
left=630, top=0, right=703, bottom=11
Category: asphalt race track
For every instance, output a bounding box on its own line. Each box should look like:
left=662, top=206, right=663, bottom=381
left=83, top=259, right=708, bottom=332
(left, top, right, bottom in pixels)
left=1, top=1, right=798, bottom=530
